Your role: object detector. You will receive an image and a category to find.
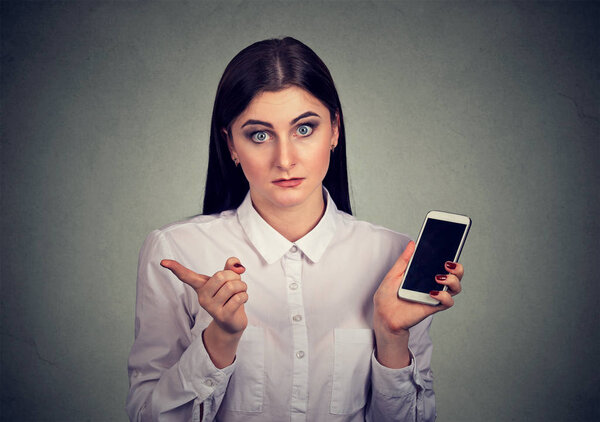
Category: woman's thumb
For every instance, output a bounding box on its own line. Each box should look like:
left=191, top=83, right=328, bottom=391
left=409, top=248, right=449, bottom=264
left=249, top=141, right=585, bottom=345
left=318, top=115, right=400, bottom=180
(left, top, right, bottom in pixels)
left=224, top=256, right=245, bottom=274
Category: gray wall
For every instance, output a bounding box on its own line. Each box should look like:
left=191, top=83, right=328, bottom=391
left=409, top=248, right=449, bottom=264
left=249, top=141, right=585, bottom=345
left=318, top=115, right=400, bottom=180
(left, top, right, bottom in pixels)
left=2, top=1, right=598, bottom=421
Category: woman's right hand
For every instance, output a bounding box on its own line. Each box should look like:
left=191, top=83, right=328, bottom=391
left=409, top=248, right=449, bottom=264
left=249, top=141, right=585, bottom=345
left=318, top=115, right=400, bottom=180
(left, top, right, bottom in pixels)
left=160, top=257, right=248, bottom=368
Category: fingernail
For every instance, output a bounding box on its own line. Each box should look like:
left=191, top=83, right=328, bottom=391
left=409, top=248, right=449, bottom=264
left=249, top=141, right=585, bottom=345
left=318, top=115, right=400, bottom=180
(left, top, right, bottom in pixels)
left=445, top=262, right=457, bottom=270
left=435, top=275, right=447, bottom=281
left=233, top=263, right=244, bottom=268
left=430, top=291, right=440, bottom=296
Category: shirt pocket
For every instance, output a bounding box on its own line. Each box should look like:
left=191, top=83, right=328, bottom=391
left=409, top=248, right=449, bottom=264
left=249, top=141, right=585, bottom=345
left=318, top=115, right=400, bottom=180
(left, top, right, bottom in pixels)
left=330, top=328, right=374, bottom=415
left=221, top=326, right=265, bottom=412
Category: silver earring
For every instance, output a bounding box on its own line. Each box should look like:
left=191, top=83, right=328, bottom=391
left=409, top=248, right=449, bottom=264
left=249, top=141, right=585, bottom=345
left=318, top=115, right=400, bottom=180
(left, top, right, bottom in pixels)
left=233, top=157, right=239, bottom=166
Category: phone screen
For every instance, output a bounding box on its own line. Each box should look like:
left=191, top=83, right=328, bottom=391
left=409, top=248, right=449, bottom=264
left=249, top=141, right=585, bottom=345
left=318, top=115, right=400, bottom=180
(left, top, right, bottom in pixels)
left=403, top=219, right=468, bottom=293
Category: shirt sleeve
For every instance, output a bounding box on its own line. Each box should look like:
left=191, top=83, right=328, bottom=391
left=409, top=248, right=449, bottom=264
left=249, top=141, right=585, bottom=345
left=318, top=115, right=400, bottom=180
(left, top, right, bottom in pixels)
left=367, top=316, right=435, bottom=422
left=125, top=230, right=235, bottom=422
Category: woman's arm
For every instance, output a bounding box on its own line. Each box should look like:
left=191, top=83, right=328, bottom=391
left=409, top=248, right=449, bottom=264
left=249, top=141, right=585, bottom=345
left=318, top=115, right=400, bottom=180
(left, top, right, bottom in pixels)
left=126, top=231, right=248, bottom=422
left=368, top=241, right=464, bottom=421
left=367, top=317, right=435, bottom=422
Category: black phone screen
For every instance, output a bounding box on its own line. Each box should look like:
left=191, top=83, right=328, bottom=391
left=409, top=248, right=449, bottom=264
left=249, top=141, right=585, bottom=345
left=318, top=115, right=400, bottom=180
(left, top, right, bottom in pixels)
left=403, top=219, right=467, bottom=293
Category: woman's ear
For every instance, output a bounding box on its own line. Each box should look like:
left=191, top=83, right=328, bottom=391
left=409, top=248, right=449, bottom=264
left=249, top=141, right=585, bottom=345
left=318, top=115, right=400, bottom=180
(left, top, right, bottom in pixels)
left=223, top=128, right=236, bottom=156
left=331, top=112, right=340, bottom=149
left=223, top=129, right=240, bottom=166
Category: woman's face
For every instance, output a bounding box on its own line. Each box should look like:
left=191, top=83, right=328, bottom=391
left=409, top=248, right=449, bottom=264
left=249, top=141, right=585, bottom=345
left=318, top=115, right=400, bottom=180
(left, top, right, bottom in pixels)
left=227, top=86, right=338, bottom=215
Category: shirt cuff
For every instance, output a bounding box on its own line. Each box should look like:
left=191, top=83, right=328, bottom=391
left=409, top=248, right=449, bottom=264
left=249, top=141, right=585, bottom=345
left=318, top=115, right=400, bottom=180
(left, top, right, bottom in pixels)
left=371, top=349, right=421, bottom=398
left=178, top=333, right=236, bottom=400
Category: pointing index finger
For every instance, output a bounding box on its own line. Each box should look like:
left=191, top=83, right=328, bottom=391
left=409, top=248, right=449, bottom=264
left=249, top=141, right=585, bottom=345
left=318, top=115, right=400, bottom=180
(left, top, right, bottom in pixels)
left=160, top=259, right=209, bottom=288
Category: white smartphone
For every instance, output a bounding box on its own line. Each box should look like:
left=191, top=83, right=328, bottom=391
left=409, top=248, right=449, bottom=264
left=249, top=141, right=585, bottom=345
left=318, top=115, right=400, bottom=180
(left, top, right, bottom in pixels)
left=398, top=210, right=472, bottom=306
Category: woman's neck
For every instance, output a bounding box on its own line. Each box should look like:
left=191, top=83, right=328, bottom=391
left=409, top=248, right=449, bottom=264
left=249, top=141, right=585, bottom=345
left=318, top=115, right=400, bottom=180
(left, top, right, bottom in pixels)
left=250, top=189, right=326, bottom=243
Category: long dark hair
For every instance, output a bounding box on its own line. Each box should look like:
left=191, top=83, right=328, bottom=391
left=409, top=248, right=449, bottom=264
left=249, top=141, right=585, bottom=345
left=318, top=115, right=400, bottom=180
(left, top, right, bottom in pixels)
left=202, top=37, right=352, bottom=215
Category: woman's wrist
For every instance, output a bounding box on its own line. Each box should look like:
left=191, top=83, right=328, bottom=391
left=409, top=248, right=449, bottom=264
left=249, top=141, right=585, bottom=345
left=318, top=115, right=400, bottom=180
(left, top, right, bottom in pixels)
left=374, top=328, right=411, bottom=369
left=202, top=320, right=244, bottom=369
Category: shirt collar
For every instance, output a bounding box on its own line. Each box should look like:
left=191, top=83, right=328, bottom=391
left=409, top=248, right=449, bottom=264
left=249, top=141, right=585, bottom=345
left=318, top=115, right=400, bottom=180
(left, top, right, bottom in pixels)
left=236, top=188, right=339, bottom=264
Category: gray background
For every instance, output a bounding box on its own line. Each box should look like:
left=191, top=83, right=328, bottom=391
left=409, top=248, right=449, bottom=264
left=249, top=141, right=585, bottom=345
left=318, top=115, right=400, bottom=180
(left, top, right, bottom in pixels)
left=1, top=1, right=598, bottom=421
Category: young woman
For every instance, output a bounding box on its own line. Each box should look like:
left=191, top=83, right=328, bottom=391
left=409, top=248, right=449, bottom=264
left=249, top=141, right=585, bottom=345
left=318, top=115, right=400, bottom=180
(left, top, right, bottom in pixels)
left=126, top=37, right=463, bottom=422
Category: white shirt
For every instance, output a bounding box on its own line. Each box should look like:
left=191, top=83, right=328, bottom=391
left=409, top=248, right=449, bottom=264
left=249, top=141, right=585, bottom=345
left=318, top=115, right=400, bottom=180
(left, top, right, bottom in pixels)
left=126, top=190, right=435, bottom=422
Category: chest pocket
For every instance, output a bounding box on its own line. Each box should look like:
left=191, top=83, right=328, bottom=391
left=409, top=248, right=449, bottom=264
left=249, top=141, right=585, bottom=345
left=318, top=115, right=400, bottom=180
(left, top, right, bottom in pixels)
left=221, top=326, right=265, bottom=412
left=330, top=328, right=374, bottom=415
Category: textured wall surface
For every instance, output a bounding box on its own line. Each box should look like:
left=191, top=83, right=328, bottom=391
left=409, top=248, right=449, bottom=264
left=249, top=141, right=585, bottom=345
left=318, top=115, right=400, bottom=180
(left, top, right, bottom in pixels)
left=1, top=1, right=598, bottom=421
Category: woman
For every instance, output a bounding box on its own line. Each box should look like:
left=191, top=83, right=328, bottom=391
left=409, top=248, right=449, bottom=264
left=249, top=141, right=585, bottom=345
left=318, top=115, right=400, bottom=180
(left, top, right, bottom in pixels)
left=126, top=37, right=463, bottom=422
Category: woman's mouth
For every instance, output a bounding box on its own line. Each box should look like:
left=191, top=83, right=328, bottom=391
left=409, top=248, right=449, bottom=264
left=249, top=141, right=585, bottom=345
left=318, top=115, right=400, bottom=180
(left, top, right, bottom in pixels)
left=272, top=178, right=304, bottom=188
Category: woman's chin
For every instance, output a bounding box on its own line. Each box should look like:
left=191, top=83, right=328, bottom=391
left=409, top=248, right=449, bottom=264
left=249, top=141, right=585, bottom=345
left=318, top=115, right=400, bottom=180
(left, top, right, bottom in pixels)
left=254, top=187, right=314, bottom=211
left=269, top=191, right=308, bottom=209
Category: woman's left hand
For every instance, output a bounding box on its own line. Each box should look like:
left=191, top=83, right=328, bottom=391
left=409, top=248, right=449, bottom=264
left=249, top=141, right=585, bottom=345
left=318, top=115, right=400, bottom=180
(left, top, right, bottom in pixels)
left=372, top=241, right=464, bottom=367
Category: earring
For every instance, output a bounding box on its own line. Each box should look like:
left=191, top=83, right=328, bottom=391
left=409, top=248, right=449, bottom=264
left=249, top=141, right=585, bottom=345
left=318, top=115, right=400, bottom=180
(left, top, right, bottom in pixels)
left=330, top=145, right=336, bottom=152
left=232, top=157, right=239, bottom=166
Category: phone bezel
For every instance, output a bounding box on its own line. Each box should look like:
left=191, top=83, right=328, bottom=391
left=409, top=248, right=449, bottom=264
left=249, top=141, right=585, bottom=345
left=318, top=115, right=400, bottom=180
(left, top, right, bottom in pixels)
left=397, top=210, right=472, bottom=306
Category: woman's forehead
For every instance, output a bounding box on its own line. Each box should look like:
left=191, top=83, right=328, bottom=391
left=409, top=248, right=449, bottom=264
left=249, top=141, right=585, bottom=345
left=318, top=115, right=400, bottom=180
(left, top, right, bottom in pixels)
left=234, top=86, right=329, bottom=126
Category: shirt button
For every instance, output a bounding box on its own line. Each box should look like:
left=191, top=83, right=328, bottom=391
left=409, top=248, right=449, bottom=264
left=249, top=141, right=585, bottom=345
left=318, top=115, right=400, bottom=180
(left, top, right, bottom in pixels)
left=290, top=245, right=298, bottom=253
left=204, top=379, right=214, bottom=387
left=289, top=282, right=299, bottom=290
left=292, top=314, right=303, bottom=322
left=296, top=351, right=305, bottom=359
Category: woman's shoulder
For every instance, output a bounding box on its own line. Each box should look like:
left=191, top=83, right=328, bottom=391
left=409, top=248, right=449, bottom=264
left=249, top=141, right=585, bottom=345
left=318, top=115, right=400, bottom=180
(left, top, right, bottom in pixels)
left=160, top=209, right=236, bottom=232
left=142, top=209, right=239, bottom=246
left=333, top=209, right=412, bottom=248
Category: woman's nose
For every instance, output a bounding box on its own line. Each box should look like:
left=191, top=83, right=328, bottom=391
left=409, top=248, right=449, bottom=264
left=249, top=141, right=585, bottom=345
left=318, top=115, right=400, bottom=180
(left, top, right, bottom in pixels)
left=275, top=139, right=296, bottom=170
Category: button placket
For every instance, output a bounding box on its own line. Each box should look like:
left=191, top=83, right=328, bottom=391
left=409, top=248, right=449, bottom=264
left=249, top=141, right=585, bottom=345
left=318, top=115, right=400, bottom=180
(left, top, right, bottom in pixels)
left=283, top=249, right=309, bottom=418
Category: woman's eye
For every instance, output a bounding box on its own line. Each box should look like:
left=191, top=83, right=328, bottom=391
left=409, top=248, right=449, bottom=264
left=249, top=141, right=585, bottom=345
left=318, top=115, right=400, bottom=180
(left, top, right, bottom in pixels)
left=251, top=131, right=270, bottom=143
left=296, top=124, right=313, bottom=137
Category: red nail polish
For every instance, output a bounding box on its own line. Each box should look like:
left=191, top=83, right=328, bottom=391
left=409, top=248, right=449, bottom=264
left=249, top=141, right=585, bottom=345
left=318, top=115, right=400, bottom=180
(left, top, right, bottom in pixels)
left=446, top=262, right=457, bottom=270
left=430, top=290, right=440, bottom=296
left=435, top=275, right=447, bottom=281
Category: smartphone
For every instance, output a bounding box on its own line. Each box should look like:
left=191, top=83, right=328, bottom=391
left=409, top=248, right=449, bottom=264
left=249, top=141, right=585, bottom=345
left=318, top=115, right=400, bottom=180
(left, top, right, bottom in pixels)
left=397, top=211, right=471, bottom=306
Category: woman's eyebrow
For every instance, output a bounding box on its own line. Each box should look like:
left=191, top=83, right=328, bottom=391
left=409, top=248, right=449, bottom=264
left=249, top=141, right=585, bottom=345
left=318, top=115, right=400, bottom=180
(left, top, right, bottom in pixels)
left=241, top=119, right=273, bottom=129
left=290, top=111, right=320, bottom=125
left=240, top=111, right=321, bottom=129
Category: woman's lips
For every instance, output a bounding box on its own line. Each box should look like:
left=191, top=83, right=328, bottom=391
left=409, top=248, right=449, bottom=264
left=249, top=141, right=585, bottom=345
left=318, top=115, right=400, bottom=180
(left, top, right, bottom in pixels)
left=272, top=178, right=304, bottom=188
